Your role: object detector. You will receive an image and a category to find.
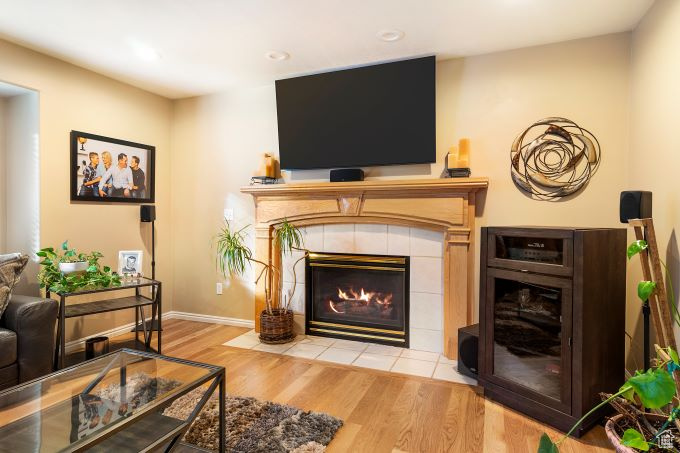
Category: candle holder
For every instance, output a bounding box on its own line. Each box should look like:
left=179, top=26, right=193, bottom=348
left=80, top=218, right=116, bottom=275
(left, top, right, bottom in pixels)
left=445, top=139, right=471, bottom=178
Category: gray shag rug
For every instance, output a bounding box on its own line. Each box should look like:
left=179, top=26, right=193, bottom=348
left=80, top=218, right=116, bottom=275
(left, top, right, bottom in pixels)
left=94, top=373, right=342, bottom=452
left=164, top=389, right=343, bottom=452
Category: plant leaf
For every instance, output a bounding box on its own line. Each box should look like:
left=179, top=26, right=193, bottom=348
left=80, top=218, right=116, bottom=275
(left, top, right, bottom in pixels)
left=621, top=429, right=649, bottom=451
left=537, top=433, right=559, bottom=453
left=638, top=281, right=657, bottom=302
left=670, top=347, right=680, bottom=365
left=619, top=383, right=635, bottom=403
left=626, top=369, right=675, bottom=409
left=61, top=240, right=69, bottom=251
left=627, top=240, right=649, bottom=260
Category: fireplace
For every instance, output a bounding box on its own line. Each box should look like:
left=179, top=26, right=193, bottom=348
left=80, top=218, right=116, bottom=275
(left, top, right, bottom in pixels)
left=305, top=252, right=409, bottom=347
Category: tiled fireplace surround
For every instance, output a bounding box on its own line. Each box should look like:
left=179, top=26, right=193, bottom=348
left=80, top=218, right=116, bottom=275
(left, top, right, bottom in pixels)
left=283, top=224, right=445, bottom=353
left=241, top=178, right=489, bottom=359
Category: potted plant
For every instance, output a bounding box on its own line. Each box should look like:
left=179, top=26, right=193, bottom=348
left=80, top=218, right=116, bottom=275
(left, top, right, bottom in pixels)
left=538, top=239, right=680, bottom=452
left=215, top=219, right=307, bottom=344
left=37, top=241, right=121, bottom=294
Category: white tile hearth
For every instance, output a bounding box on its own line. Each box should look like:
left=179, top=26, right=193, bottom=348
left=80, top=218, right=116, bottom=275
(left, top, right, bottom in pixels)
left=253, top=342, right=295, bottom=354
left=284, top=342, right=326, bottom=359
left=223, top=334, right=261, bottom=349
left=223, top=330, right=478, bottom=385
left=352, top=352, right=397, bottom=371
left=433, top=362, right=478, bottom=385
left=300, top=335, right=336, bottom=346
left=399, top=349, right=440, bottom=362
left=317, top=347, right=362, bottom=365
left=391, top=357, right=437, bottom=377
left=332, top=338, right=369, bottom=352
left=365, top=343, right=402, bottom=357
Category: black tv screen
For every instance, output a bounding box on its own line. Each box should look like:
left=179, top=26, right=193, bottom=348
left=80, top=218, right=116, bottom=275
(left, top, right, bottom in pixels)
left=276, top=56, right=435, bottom=170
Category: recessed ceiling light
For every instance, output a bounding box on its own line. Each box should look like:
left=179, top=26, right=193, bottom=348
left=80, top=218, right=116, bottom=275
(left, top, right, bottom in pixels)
left=265, top=50, right=290, bottom=61
left=377, top=29, right=405, bottom=42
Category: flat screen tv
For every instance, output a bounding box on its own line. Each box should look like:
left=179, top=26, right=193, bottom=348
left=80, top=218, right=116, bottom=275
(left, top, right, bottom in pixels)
left=276, top=56, right=435, bottom=170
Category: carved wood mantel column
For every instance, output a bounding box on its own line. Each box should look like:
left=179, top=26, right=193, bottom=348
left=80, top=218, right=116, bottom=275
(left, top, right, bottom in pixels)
left=242, top=177, right=488, bottom=358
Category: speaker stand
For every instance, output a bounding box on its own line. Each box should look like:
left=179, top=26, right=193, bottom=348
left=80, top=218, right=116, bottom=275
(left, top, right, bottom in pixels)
left=132, top=219, right=161, bottom=332
left=643, top=300, right=650, bottom=370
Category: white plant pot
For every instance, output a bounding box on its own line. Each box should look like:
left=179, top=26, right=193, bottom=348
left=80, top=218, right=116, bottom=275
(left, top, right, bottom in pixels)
left=59, top=261, right=88, bottom=275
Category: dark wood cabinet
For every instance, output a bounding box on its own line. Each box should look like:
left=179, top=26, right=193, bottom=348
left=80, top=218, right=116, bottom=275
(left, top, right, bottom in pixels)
left=478, top=227, right=626, bottom=436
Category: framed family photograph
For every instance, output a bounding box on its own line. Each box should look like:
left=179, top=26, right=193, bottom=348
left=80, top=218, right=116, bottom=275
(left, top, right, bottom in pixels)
left=118, top=250, right=143, bottom=276
left=70, top=131, right=155, bottom=203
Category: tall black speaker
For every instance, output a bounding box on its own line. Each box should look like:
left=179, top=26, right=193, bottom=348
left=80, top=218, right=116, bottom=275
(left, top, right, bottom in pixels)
left=619, top=191, right=652, bottom=223
left=457, top=323, right=479, bottom=378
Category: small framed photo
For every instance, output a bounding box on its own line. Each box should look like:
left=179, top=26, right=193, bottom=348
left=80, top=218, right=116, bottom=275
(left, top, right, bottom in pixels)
left=118, top=250, right=143, bottom=276
left=71, top=130, right=155, bottom=203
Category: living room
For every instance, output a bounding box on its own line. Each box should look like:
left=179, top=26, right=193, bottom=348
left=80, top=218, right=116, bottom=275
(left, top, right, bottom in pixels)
left=0, top=0, right=678, bottom=451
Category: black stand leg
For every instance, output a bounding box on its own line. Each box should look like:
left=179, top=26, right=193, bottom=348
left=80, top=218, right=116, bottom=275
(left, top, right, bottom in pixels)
left=132, top=220, right=162, bottom=332
left=643, top=301, right=651, bottom=370
left=219, top=372, right=225, bottom=453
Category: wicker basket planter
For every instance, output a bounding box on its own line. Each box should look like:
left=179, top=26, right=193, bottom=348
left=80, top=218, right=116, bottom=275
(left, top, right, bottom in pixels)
left=259, top=308, right=295, bottom=344
left=605, top=414, right=673, bottom=452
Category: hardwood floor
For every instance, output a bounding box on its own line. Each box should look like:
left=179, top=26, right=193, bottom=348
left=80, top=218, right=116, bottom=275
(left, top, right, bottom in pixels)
left=113, top=319, right=613, bottom=452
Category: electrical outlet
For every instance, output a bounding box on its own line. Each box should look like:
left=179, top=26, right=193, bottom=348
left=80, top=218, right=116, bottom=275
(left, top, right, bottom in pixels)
left=223, top=208, right=234, bottom=221
left=216, top=282, right=223, bottom=295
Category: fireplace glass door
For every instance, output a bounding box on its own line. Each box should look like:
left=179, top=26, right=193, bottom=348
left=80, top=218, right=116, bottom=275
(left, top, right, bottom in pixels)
left=306, top=252, right=408, bottom=347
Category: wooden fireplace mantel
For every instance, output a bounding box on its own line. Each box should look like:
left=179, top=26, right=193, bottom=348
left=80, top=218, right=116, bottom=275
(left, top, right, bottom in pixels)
left=241, top=177, right=489, bottom=358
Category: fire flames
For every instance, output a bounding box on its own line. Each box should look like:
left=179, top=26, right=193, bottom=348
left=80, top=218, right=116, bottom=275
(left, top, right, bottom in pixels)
left=329, top=287, right=394, bottom=314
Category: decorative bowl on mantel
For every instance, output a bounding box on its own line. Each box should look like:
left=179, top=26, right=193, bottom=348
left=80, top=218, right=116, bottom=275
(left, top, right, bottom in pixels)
left=58, top=261, right=88, bottom=275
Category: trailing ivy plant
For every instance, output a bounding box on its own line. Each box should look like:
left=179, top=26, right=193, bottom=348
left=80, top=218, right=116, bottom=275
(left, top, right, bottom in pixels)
left=37, top=241, right=121, bottom=294
left=537, top=239, right=680, bottom=452
left=538, top=348, right=678, bottom=452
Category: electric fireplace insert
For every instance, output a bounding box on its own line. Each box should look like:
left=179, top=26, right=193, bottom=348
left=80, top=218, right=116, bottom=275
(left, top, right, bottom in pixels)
left=305, top=252, right=409, bottom=347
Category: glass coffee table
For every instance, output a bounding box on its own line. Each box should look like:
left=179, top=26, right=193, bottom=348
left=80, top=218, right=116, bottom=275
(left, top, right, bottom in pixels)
left=0, top=349, right=225, bottom=452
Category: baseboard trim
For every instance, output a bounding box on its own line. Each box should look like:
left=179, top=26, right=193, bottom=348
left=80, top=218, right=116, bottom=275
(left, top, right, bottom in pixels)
left=64, top=311, right=254, bottom=354
left=165, top=311, right=255, bottom=328
left=65, top=320, right=140, bottom=354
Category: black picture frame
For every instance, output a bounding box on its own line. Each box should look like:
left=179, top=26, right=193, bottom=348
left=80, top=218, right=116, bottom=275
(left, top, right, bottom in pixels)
left=70, top=131, right=155, bottom=204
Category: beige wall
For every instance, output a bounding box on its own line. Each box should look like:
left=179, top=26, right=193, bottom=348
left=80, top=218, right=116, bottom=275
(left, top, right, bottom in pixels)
left=629, top=0, right=680, bottom=352
left=0, top=39, right=173, bottom=341
left=0, top=22, right=662, bottom=359
left=171, top=33, right=632, bottom=324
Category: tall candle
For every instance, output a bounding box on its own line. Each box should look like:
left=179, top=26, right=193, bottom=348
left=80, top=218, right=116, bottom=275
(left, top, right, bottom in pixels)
left=458, top=138, right=470, bottom=168
left=265, top=154, right=275, bottom=178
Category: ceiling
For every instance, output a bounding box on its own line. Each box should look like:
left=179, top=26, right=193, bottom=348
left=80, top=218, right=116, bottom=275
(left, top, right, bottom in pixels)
left=0, top=0, right=654, bottom=99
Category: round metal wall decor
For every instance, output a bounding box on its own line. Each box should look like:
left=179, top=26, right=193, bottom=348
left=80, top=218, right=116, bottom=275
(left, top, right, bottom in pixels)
left=510, top=117, right=601, bottom=200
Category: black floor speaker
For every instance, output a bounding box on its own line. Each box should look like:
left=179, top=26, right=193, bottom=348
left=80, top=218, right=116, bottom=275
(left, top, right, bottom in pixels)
left=457, top=323, right=479, bottom=378
left=619, top=191, right=652, bottom=223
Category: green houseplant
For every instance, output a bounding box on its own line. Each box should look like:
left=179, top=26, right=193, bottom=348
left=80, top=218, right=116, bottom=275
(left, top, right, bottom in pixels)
left=215, top=219, right=308, bottom=344
left=538, top=239, right=680, bottom=452
left=37, top=241, right=121, bottom=294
